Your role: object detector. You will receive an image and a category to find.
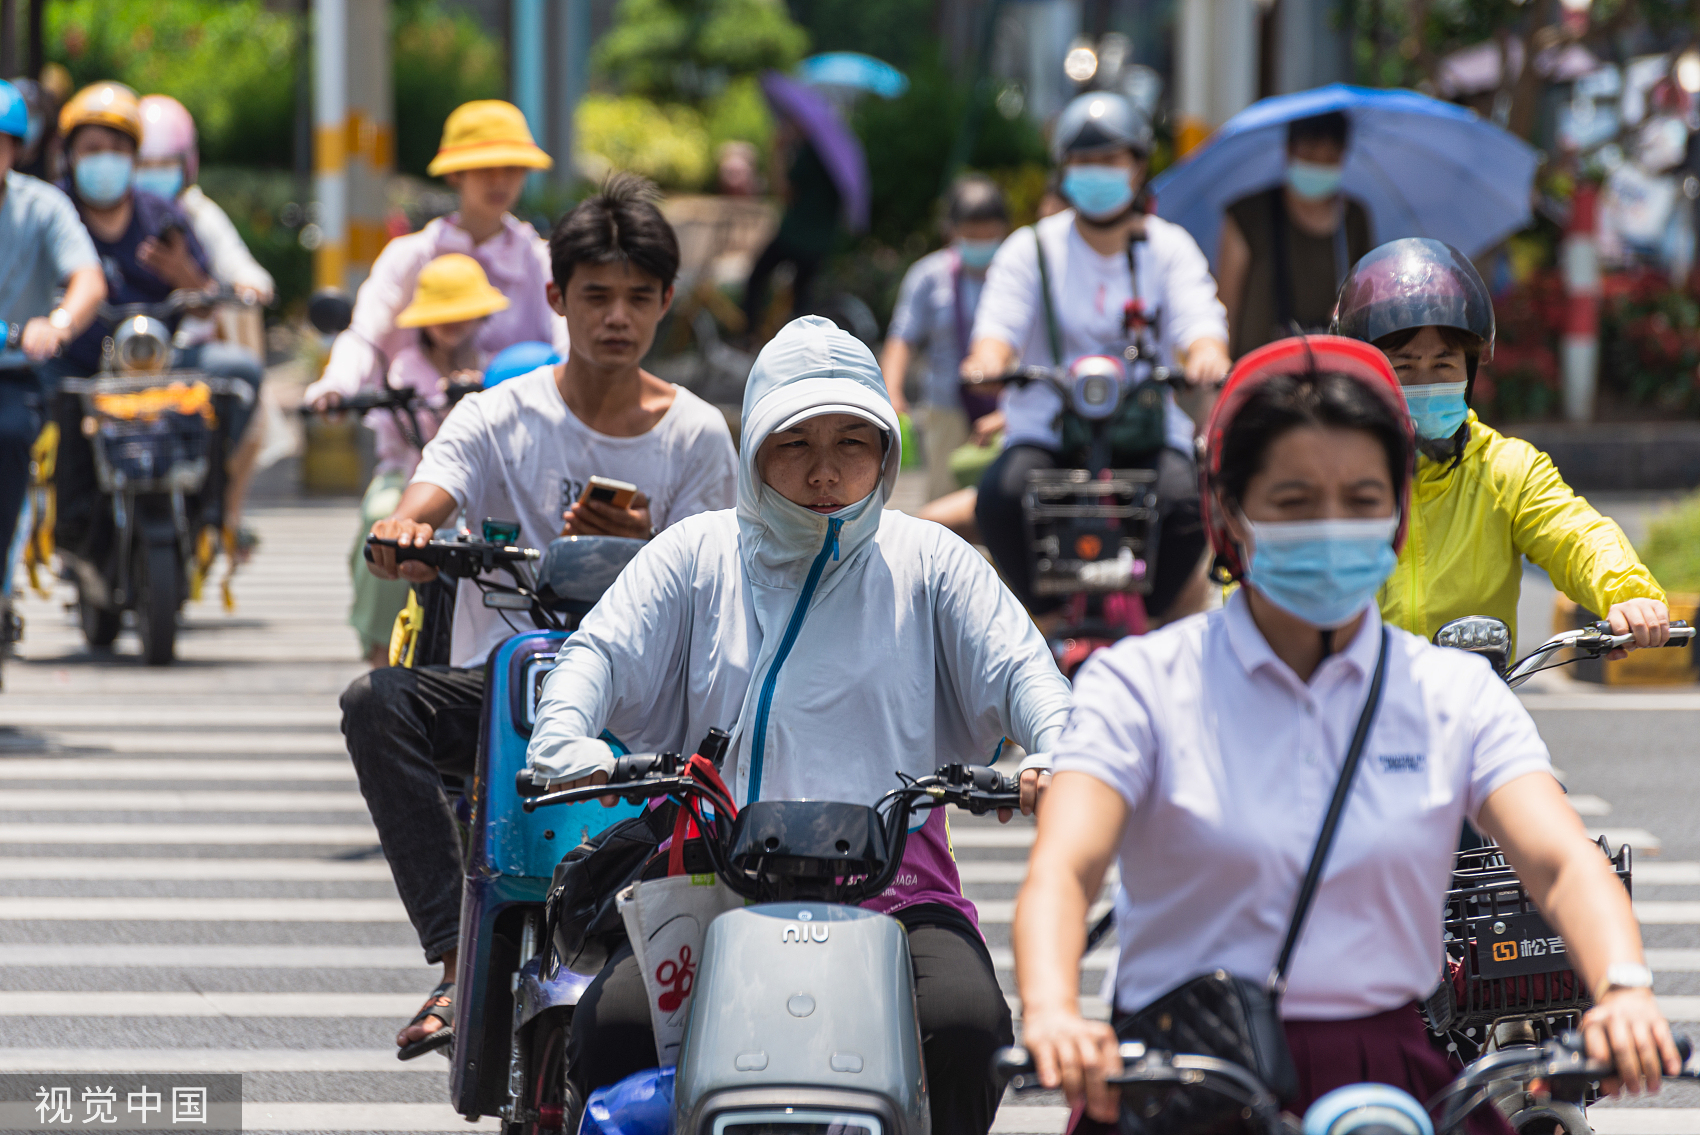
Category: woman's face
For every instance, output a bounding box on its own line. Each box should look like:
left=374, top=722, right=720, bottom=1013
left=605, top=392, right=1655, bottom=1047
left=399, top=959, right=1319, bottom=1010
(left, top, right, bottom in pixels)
left=423, top=317, right=480, bottom=353
left=1383, top=325, right=1467, bottom=387
left=1223, top=424, right=1395, bottom=542
left=758, top=412, right=884, bottom=513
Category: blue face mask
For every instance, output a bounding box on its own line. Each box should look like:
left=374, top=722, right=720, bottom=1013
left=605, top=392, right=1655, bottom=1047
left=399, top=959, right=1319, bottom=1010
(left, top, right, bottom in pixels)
left=73, top=152, right=133, bottom=207
left=1062, top=165, right=1134, bottom=221
left=955, top=238, right=1000, bottom=271
left=1285, top=159, right=1343, bottom=201
left=1401, top=380, right=1469, bottom=441
left=134, top=164, right=184, bottom=200
left=1244, top=515, right=1399, bottom=629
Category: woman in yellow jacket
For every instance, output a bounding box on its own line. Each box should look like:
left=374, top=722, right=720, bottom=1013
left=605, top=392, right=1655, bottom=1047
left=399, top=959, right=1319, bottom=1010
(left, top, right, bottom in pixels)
left=1332, top=238, right=1670, bottom=654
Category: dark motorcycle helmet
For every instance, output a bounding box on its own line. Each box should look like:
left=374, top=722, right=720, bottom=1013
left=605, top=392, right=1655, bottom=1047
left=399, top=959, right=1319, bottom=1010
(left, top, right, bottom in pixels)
left=1331, top=238, right=1495, bottom=386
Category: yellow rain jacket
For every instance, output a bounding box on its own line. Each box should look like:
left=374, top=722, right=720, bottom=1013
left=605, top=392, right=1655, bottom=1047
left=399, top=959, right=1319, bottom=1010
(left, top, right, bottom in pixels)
left=1378, top=412, right=1663, bottom=644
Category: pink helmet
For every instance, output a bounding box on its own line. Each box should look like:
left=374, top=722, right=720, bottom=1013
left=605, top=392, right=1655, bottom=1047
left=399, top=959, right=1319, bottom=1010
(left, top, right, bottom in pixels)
left=138, top=94, right=197, bottom=185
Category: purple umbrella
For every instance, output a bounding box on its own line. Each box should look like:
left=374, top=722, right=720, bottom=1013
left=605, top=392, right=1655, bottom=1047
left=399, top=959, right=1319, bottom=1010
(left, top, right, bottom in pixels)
left=759, top=70, right=870, bottom=233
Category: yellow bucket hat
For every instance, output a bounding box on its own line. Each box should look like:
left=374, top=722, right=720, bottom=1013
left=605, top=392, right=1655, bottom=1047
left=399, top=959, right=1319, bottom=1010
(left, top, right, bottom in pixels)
left=427, top=100, right=553, bottom=176
left=396, top=254, right=511, bottom=328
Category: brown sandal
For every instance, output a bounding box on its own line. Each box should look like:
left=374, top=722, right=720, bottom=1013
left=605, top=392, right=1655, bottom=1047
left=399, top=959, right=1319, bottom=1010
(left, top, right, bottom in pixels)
left=396, top=980, right=454, bottom=1061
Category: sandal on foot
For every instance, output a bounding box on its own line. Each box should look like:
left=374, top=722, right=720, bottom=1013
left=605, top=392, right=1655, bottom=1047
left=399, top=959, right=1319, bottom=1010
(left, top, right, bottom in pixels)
left=396, top=980, right=455, bottom=1061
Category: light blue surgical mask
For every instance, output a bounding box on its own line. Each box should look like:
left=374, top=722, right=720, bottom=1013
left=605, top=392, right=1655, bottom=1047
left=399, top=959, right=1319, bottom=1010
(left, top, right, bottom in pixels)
left=73, top=152, right=133, bottom=207
left=1285, top=159, right=1343, bottom=202
left=1244, top=515, right=1399, bottom=629
left=1401, top=380, right=1469, bottom=441
left=1062, top=165, right=1134, bottom=221
left=955, top=237, right=1000, bottom=271
left=134, top=164, right=184, bottom=200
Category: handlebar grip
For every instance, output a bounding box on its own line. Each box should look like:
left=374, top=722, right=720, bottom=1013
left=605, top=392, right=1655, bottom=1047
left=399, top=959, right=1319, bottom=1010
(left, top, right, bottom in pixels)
left=993, top=1046, right=1036, bottom=1079
left=610, top=753, right=675, bottom=783
left=514, top=769, right=550, bottom=798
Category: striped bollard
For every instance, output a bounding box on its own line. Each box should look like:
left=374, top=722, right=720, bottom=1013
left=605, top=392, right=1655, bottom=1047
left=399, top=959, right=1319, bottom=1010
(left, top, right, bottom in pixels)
left=1561, top=181, right=1600, bottom=423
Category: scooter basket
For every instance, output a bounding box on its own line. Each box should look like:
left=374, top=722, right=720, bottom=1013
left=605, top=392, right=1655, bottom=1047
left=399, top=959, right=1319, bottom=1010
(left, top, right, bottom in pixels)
left=1023, top=468, right=1158, bottom=597
left=92, top=412, right=211, bottom=492
left=1424, top=839, right=1630, bottom=1036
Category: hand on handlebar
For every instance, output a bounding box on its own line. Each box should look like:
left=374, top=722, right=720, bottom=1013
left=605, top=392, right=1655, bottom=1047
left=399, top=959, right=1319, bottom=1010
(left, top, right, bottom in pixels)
left=1180, top=338, right=1231, bottom=388
left=547, top=768, right=621, bottom=808
left=366, top=518, right=439, bottom=582
left=1000, top=768, right=1049, bottom=822
left=1607, top=598, right=1671, bottom=660
left=19, top=316, right=71, bottom=361
left=310, top=391, right=343, bottom=414
left=1018, top=1007, right=1123, bottom=1123
left=1583, top=988, right=1682, bottom=1095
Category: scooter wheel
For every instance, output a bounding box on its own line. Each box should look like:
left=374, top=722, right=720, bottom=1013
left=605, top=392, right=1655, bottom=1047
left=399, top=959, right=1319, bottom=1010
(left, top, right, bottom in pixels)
left=133, top=543, right=180, bottom=666
left=1508, top=1100, right=1591, bottom=1135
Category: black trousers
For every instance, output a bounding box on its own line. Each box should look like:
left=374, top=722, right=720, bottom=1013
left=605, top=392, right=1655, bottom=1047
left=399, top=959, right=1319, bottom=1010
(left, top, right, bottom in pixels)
left=0, top=369, right=42, bottom=565
left=975, top=444, right=1205, bottom=619
left=742, top=236, right=823, bottom=334
left=340, top=664, right=485, bottom=962
left=567, top=904, right=1014, bottom=1135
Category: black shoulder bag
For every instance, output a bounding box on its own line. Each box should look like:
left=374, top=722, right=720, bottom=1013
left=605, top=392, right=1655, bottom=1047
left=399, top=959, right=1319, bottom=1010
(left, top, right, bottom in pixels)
left=1118, top=628, right=1389, bottom=1134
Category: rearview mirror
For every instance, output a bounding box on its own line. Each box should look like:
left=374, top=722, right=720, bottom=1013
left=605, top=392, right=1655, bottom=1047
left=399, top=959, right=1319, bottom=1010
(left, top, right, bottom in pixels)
left=1433, top=616, right=1511, bottom=676
left=307, top=288, right=354, bottom=335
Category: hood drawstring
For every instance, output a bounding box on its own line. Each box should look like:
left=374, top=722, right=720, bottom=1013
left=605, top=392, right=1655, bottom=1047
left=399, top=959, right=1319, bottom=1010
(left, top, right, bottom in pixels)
left=831, top=520, right=841, bottom=561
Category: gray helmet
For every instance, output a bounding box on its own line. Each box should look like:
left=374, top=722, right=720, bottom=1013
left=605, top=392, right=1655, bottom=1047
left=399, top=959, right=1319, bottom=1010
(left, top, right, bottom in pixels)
left=1052, top=91, right=1153, bottom=163
left=1332, top=238, right=1495, bottom=363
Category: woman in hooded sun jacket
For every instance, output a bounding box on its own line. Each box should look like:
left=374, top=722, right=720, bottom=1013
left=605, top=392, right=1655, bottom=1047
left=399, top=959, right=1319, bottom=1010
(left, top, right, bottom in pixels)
left=1332, top=238, right=1669, bottom=652
left=525, top=315, right=1073, bottom=1135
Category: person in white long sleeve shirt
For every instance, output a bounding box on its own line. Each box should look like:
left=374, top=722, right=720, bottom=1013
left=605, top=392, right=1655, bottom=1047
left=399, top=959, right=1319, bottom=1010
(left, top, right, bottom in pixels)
left=526, top=315, right=1073, bottom=1135
left=960, top=91, right=1231, bottom=627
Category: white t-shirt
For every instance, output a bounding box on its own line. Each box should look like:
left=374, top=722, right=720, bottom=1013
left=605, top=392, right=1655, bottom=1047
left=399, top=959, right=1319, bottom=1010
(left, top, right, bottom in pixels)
left=410, top=366, right=738, bottom=667
left=1053, top=592, right=1552, bottom=1020
left=972, top=210, right=1228, bottom=453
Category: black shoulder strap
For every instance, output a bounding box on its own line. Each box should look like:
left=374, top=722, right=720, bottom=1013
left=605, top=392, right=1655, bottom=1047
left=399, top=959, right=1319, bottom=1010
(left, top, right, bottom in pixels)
left=1032, top=227, right=1063, bottom=367
left=1270, top=626, right=1389, bottom=996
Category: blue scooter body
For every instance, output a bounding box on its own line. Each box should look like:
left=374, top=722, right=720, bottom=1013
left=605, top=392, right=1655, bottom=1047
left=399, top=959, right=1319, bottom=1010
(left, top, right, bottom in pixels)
left=450, top=628, right=640, bottom=1118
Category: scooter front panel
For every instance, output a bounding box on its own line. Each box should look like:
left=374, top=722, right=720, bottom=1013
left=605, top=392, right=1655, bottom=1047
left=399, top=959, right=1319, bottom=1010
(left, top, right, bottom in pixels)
left=675, top=904, right=928, bottom=1135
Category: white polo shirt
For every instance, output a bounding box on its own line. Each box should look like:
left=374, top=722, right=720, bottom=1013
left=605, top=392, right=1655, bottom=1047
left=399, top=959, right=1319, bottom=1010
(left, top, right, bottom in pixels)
left=1053, top=591, right=1552, bottom=1020
left=971, top=210, right=1228, bottom=453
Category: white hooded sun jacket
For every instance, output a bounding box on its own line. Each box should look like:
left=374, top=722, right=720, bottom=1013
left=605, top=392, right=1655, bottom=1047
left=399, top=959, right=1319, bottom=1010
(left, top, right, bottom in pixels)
left=525, top=316, right=1071, bottom=922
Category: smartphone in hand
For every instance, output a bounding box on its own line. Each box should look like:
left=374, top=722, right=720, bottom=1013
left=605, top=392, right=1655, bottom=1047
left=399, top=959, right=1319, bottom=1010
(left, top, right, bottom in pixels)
left=577, top=476, right=638, bottom=511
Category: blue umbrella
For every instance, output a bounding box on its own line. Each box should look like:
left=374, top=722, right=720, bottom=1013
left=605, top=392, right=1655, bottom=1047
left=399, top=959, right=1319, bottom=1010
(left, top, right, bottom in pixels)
left=1147, top=84, right=1539, bottom=268
left=798, top=52, right=910, bottom=100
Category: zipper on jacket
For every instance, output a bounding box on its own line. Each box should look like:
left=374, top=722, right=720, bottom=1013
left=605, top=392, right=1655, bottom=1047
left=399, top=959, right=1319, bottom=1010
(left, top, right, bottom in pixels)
left=746, top=517, right=842, bottom=804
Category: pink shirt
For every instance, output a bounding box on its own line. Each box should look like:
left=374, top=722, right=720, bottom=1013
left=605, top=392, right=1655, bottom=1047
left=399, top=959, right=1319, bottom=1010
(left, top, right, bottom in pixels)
left=304, top=213, right=568, bottom=403
left=366, top=342, right=479, bottom=478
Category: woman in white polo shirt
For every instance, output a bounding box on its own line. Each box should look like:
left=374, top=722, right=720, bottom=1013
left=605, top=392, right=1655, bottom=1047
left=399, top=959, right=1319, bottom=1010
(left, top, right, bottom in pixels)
left=1012, top=336, right=1678, bottom=1130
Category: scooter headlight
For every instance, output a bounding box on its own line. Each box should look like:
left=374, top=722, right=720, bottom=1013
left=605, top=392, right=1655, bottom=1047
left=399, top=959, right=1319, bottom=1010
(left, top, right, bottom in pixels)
left=111, top=316, right=172, bottom=375
left=1067, top=355, right=1125, bottom=421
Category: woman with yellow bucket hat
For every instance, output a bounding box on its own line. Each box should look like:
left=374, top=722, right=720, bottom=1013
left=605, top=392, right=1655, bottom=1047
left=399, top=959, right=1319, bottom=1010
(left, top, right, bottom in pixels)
left=343, top=254, right=510, bottom=666
left=303, top=99, right=565, bottom=660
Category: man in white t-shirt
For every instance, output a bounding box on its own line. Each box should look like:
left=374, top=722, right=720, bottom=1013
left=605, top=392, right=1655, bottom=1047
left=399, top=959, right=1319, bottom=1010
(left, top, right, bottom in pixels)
left=960, top=91, right=1230, bottom=625
left=341, top=175, right=737, bottom=1059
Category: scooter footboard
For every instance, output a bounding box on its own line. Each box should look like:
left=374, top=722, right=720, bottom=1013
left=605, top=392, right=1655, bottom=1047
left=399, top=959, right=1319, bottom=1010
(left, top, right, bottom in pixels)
left=674, top=904, right=929, bottom=1135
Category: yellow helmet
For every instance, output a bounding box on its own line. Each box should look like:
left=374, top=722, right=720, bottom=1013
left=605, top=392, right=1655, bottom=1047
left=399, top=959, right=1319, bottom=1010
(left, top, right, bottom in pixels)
left=427, top=100, right=552, bottom=177
left=60, top=81, right=143, bottom=146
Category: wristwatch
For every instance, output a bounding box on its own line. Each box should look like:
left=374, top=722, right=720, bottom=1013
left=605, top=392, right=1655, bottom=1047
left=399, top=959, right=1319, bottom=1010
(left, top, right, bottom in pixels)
left=1595, top=962, right=1654, bottom=1000
left=47, top=308, right=73, bottom=331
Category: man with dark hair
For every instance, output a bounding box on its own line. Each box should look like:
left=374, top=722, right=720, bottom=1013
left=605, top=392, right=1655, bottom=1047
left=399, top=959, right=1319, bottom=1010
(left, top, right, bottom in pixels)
left=342, top=172, right=738, bottom=1059
left=1217, top=110, right=1372, bottom=356
left=880, top=174, right=1011, bottom=501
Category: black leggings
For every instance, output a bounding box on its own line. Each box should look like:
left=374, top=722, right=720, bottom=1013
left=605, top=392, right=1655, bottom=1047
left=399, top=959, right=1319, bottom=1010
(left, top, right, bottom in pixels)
left=567, top=904, right=1014, bottom=1135
left=975, top=443, right=1206, bottom=619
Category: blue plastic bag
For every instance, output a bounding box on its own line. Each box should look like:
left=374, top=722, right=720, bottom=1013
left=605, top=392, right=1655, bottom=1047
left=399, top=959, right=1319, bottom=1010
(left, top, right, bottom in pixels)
left=578, top=1066, right=674, bottom=1135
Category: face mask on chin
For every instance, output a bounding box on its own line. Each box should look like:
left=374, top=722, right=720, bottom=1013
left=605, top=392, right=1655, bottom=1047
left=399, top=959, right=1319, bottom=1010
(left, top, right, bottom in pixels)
left=1062, top=165, right=1135, bottom=221
left=1285, top=159, right=1344, bottom=202
left=73, top=151, right=134, bottom=207
left=1241, top=514, right=1399, bottom=629
left=954, top=237, right=1001, bottom=271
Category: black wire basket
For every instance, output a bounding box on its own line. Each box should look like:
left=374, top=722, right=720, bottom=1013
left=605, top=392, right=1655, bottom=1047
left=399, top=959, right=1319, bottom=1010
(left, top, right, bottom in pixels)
left=1424, top=837, right=1630, bottom=1045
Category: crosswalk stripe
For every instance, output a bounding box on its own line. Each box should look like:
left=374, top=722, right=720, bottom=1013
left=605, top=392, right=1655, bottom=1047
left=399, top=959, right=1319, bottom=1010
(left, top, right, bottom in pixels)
left=0, top=944, right=428, bottom=968
left=0, top=790, right=369, bottom=811
left=1636, top=902, right=1700, bottom=924
left=0, top=1049, right=441, bottom=1072
left=1, top=707, right=344, bottom=727
left=0, top=992, right=422, bottom=1016
left=1646, top=948, right=1700, bottom=970
left=951, top=827, right=1036, bottom=848
left=987, top=946, right=1116, bottom=971
left=976, top=900, right=1112, bottom=925
left=0, top=897, right=406, bottom=921
left=990, top=1106, right=1069, bottom=1134
left=0, top=858, right=394, bottom=881
left=241, top=1103, right=499, bottom=1131
left=1636, top=863, right=1700, bottom=886
left=10, top=733, right=348, bottom=754
left=1568, top=794, right=1611, bottom=816
left=1588, top=1110, right=1700, bottom=1134
left=1594, top=829, right=1663, bottom=854
left=0, top=824, right=376, bottom=845
left=0, top=759, right=355, bottom=781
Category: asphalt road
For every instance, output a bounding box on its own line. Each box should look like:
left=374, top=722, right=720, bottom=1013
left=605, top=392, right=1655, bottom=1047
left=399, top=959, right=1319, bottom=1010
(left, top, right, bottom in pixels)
left=5, top=496, right=1699, bottom=1134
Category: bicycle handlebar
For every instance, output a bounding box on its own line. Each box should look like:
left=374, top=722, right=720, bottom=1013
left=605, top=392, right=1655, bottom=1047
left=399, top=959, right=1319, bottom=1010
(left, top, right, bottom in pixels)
left=96, top=286, right=253, bottom=325
left=362, top=535, right=540, bottom=580
left=1505, top=621, right=1695, bottom=687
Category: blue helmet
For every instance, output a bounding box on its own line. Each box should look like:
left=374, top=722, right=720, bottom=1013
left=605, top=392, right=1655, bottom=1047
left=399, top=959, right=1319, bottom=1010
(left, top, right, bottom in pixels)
left=484, top=340, right=559, bottom=387
left=0, top=80, right=27, bottom=141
